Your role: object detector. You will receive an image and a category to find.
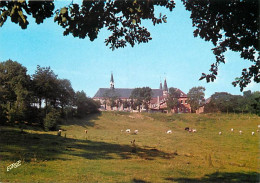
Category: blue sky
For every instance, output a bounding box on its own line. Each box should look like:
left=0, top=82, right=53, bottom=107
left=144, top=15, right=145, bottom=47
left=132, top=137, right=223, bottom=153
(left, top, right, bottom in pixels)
left=0, top=0, right=259, bottom=98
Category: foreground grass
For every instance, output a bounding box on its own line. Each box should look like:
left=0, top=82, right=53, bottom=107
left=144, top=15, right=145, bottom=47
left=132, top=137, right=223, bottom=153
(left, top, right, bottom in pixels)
left=0, top=112, right=259, bottom=182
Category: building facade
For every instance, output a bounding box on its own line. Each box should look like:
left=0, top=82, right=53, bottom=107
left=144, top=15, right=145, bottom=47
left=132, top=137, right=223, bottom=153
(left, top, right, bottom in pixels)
left=93, top=74, right=191, bottom=113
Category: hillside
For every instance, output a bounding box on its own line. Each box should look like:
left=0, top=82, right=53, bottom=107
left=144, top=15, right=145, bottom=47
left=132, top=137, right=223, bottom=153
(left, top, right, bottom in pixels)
left=0, top=112, right=259, bottom=182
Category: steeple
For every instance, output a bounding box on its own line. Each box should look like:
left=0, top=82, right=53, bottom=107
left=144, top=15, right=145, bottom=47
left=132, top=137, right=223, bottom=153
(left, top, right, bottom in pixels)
left=110, top=73, right=114, bottom=89
left=159, top=79, right=162, bottom=90
left=163, top=78, right=168, bottom=91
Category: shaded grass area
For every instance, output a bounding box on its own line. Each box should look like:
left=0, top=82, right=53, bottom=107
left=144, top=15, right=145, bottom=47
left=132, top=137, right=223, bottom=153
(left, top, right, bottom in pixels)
left=166, top=171, right=260, bottom=182
left=0, top=112, right=259, bottom=182
left=0, top=127, right=173, bottom=162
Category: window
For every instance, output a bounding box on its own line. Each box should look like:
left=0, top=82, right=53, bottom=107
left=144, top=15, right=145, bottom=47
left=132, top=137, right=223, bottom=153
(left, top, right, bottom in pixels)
left=180, top=100, right=183, bottom=104
left=185, top=100, right=187, bottom=104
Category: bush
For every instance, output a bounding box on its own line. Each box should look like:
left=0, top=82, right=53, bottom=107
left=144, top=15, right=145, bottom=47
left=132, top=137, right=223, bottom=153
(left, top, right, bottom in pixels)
left=6, top=106, right=24, bottom=123
left=43, top=109, right=60, bottom=131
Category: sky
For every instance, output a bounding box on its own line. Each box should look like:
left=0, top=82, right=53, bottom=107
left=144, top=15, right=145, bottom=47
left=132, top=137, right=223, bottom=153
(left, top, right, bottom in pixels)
left=0, top=0, right=259, bottom=98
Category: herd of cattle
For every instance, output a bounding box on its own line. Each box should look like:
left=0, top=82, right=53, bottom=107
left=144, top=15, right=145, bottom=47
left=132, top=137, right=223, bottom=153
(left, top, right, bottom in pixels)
left=57, top=125, right=260, bottom=137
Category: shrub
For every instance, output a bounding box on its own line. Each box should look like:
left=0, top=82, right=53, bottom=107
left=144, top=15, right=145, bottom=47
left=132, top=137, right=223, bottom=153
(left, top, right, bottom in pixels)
left=6, top=106, right=24, bottom=123
left=43, top=109, right=60, bottom=131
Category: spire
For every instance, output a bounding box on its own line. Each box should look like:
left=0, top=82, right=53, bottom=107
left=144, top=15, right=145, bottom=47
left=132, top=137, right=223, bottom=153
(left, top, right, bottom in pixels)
left=159, top=82, right=162, bottom=90
left=163, top=78, right=168, bottom=91
left=159, top=77, right=162, bottom=90
left=110, top=73, right=114, bottom=89
left=110, top=73, right=114, bottom=83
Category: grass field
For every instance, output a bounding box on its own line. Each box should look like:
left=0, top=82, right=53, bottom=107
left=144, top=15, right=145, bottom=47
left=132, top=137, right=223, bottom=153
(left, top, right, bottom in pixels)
left=0, top=112, right=259, bottom=182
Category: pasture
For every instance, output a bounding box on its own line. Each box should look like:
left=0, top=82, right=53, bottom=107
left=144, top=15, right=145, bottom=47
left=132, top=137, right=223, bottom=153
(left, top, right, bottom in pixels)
left=0, top=112, right=259, bottom=182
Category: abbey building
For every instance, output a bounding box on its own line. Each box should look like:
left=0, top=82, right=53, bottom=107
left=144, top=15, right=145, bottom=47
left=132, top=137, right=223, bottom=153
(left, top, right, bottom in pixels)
left=93, top=74, right=191, bottom=113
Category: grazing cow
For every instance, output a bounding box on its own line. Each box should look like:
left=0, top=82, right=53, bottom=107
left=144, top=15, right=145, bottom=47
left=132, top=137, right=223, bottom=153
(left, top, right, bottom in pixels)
left=134, top=130, right=138, bottom=134
left=257, top=130, right=259, bottom=133
left=231, top=128, right=234, bottom=132
left=258, top=125, right=260, bottom=128
left=219, top=132, right=222, bottom=135
left=126, top=129, right=131, bottom=133
left=192, top=129, right=197, bottom=133
left=239, top=130, right=242, bottom=135
left=84, top=130, right=88, bottom=134
left=252, top=132, right=255, bottom=135
left=166, top=130, right=172, bottom=134
left=185, top=127, right=189, bottom=131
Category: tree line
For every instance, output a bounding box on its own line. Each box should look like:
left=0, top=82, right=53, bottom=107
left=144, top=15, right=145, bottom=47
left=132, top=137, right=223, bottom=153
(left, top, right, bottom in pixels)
left=186, top=87, right=259, bottom=115
left=0, top=60, right=100, bottom=130
left=101, top=85, right=259, bottom=116
left=204, top=91, right=260, bottom=115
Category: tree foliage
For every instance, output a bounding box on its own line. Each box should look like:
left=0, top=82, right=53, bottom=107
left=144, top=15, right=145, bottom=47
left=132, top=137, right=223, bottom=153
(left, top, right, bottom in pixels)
left=32, top=65, right=58, bottom=109
left=0, top=60, right=30, bottom=123
left=75, top=90, right=100, bottom=117
left=0, top=0, right=174, bottom=50
left=0, top=59, right=99, bottom=128
left=205, top=91, right=260, bottom=115
left=182, top=0, right=259, bottom=91
left=130, top=87, right=152, bottom=111
left=102, top=89, right=120, bottom=109
left=0, top=0, right=258, bottom=90
left=166, top=87, right=180, bottom=112
left=168, top=87, right=181, bottom=98
left=187, top=86, right=205, bottom=112
left=43, top=108, right=60, bottom=131
left=0, top=1, right=54, bottom=28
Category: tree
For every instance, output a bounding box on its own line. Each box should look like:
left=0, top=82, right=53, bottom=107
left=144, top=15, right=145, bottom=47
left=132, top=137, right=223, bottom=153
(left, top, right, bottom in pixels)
left=1, top=0, right=258, bottom=90
left=250, top=91, right=260, bottom=115
left=74, top=90, right=99, bottom=117
left=208, top=92, right=230, bottom=113
left=43, top=108, right=60, bottom=131
left=168, top=87, right=181, bottom=98
left=123, top=100, right=130, bottom=110
left=182, top=0, right=259, bottom=91
left=32, top=65, right=59, bottom=111
left=57, top=79, right=75, bottom=114
left=130, top=87, right=152, bottom=112
left=0, top=60, right=31, bottom=123
left=142, top=87, right=152, bottom=111
left=166, top=87, right=180, bottom=112
left=102, top=89, right=120, bottom=110
left=0, top=0, right=174, bottom=50
left=187, top=86, right=205, bottom=113
left=205, top=91, right=260, bottom=115
left=130, top=88, right=143, bottom=112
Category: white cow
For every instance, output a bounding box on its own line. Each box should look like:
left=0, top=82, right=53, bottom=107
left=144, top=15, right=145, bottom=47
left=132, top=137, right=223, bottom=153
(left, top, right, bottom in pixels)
left=134, top=130, right=139, bottom=134
left=252, top=132, right=255, bottom=135
left=219, top=132, right=222, bottom=135
left=231, top=128, right=234, bottom=132
left=126, top=129, right=131, bottom=133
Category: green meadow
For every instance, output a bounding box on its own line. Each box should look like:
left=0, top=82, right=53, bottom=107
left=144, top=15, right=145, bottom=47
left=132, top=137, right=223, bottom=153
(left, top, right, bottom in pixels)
left=0, top=112, right=259, bottom=182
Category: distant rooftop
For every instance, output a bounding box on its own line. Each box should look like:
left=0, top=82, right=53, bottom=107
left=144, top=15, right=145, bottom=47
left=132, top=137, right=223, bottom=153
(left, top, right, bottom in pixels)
left=93, top=88, right=164, bottom=99
left=93, top=87, right=187, bottom=99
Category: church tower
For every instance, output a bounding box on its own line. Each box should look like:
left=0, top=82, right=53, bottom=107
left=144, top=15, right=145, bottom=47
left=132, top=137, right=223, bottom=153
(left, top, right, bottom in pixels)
left=163, top=78, right=168, bottom=96
left=110, top=73, right=114, bottom=89
left=159, top=80, right=162, bottom=90
left=163, top=78, right=168, bottom=91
